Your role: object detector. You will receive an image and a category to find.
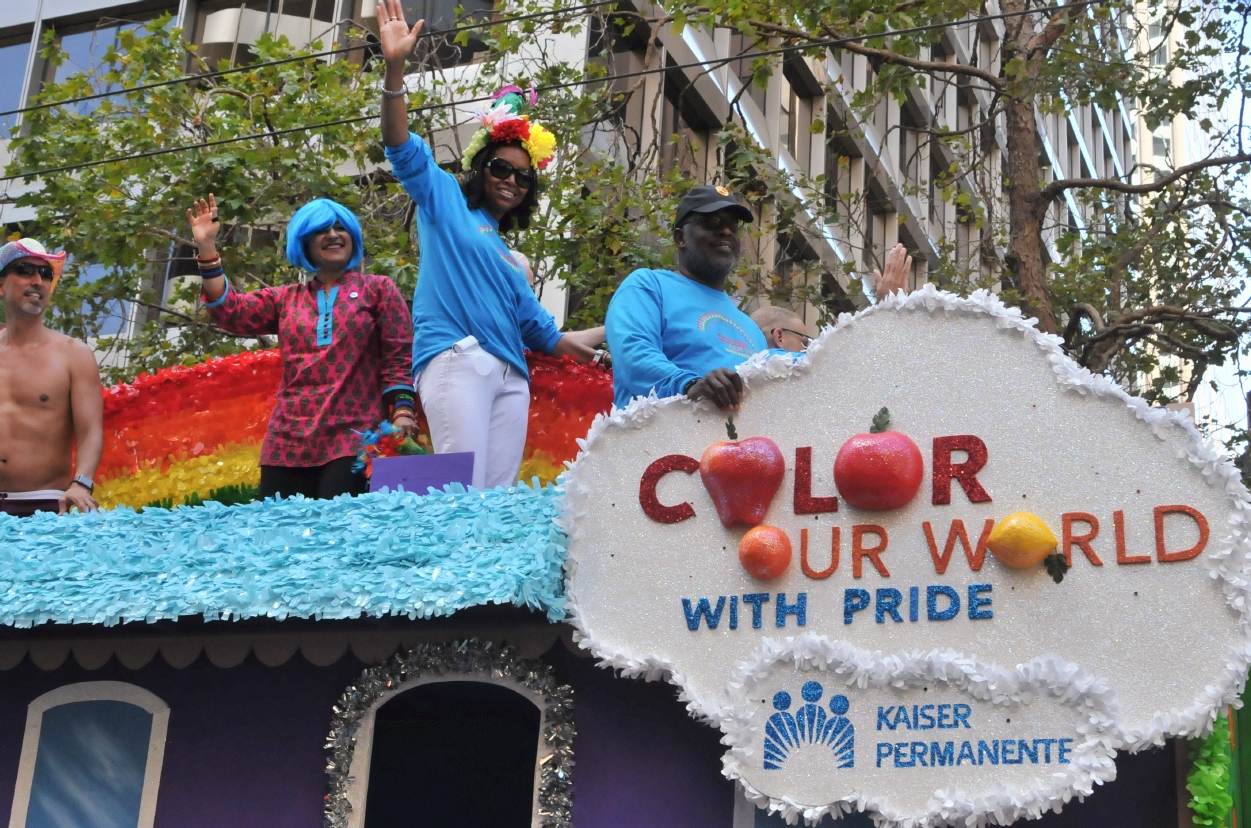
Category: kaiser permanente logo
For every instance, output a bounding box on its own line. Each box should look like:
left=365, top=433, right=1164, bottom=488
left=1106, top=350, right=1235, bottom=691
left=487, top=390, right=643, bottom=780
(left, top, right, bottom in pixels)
left=697, top=311, right=757, bottom=358
left=763, top=688, right=1079, bottom=772
left=764, top=681, right=854, bottom=770
left=872, top=703, right=1076, bottom=769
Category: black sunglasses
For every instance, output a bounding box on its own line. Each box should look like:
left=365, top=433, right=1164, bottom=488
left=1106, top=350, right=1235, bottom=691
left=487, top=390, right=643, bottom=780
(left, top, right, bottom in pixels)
left=2, top=262, right=54, bottom=281
left=686, top=212, right=742, bottom=233
left=485, top=157, right=536, bottom=190
left=779, top=327, right=812, bottom=346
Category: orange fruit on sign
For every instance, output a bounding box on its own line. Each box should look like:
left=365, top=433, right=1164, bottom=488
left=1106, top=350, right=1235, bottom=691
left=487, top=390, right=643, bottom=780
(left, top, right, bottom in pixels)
left=739, top=525, right=792, bottom=580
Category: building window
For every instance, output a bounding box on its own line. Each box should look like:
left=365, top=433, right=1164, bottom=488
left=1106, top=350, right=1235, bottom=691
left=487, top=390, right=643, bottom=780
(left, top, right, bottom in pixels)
left=0, top=33, right=32, bottom=138
left=355, top=0, right=493, bottom=68
left=41, top=19, right=165, bottom=115
left=9, top=682, right=170, bottom=828
left=196, top=0, right=339, bottom=66
left=779, top=81, right=797, bottom=159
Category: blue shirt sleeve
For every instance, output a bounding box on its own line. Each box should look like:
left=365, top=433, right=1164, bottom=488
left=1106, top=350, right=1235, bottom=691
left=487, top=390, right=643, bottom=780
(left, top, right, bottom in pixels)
left=606, top=273, right=703, bottom=404
left=384, top=133, right=461, bottom=223
left=517, top=285, right=563, bottom=354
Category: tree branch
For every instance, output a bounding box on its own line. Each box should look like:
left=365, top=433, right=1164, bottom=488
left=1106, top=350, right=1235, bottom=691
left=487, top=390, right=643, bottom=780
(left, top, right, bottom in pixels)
left=1041, top=152, right=1251, bottom=201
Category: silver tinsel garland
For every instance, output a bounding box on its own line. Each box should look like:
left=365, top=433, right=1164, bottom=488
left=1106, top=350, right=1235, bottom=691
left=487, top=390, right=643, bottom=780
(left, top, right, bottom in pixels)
left=324, top=639, right=575, bottom=827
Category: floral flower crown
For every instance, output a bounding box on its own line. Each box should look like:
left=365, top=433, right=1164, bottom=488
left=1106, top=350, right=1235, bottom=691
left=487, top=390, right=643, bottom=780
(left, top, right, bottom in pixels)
left=461, top=85, right=557, bottom=173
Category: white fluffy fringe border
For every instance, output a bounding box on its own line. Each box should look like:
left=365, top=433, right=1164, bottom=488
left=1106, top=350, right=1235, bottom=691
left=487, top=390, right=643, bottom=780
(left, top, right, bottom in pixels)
left=721, top=635, right=1120, bottom=827
left=556, top=285, right=1251, bottom=823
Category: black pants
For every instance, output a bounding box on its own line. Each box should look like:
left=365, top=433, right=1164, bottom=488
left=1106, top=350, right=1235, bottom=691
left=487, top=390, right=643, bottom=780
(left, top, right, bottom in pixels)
left=259, top=456, right=367, bottom=501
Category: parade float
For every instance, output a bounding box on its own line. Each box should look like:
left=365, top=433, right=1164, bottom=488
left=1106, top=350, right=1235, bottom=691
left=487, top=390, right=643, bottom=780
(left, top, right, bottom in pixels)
left=0, top=285, right=1245, bottom=828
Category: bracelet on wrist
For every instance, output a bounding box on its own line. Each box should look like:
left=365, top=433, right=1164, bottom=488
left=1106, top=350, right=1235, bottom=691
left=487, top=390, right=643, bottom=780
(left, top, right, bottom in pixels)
left=382, top=82, right=409, bottom=99
left=199, top=267, right=225, bottom=280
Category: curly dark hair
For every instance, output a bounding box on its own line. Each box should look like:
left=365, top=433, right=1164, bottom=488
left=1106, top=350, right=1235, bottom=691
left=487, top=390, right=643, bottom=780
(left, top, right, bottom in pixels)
left=461, top=141, right=541, bottom=233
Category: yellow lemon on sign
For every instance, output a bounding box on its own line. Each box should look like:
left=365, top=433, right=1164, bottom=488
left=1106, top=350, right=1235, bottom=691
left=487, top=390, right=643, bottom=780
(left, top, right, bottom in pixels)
left=987, top=512, right=1058, bottom=569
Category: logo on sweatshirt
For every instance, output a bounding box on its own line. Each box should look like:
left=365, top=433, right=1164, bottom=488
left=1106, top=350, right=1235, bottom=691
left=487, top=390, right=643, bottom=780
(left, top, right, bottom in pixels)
left=697, top=311, right=756, bottom=357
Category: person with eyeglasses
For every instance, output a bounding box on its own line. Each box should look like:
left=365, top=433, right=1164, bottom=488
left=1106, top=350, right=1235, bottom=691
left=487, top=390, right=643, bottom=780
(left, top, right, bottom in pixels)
left=751, top=305, right=812, bottom=353
left=606, top=187, right=914, bottom=411
left=0, top=239, right=103, bottom=515
left=378, top=0, right=597, bottom=491
left=188, top=195, right=415, bottom=500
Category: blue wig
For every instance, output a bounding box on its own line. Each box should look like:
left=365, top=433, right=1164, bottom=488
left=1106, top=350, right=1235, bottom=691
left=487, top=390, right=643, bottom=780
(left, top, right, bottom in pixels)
left=285, top=198, right=364, bottom=273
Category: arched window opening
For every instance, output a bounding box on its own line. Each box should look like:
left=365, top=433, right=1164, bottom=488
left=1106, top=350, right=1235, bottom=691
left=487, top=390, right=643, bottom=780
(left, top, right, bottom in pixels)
left=9, top=682, right=169, bottom=828
left=364, top=681, right=541, bottom=828
left=324, top=641, right=574, bottom=828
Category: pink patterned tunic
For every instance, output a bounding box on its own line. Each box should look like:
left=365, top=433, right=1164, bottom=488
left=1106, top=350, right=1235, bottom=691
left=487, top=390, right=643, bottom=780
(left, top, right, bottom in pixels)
left=204, top=272, right=414, bottom=467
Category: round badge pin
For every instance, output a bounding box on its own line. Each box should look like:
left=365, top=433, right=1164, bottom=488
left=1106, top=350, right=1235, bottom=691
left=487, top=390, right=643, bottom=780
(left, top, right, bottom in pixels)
left=715, top=185, right=731, bottom=196
left=349, top=292, right=358, bottom=299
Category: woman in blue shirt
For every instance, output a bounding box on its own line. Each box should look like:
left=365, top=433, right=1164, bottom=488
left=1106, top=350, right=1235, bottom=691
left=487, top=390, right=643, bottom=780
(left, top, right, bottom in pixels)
left=377, top=0, right=596, bottom=489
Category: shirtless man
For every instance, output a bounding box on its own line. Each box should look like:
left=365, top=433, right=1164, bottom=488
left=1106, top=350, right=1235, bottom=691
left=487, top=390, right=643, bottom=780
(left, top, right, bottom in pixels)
left=0, top=239, right=103, bottom=515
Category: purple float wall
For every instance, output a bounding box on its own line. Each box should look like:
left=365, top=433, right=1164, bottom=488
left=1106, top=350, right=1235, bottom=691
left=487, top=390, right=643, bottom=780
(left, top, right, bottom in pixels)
left=0, top=641, right=1178, bottom=828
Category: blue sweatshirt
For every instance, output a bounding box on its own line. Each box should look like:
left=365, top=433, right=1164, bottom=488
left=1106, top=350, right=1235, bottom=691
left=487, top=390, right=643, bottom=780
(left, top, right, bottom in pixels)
left=606, top=268, right=768, bottom=409
left=385, top=134, right=562, bottom=377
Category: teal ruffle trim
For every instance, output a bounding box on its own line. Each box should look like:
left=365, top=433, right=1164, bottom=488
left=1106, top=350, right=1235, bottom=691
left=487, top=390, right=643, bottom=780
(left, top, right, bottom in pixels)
left=0, top=484, right=567, bottom=627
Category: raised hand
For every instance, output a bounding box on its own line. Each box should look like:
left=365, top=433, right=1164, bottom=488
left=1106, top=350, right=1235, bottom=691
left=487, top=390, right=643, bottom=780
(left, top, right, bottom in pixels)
left=873, top=243, right=913, bottom=301
left=377, top=0, right=425, bottom=67
left=187, top=193, right=220, bottom=253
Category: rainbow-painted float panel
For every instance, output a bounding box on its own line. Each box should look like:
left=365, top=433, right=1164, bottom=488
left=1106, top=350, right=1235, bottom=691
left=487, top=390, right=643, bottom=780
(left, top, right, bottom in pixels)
left=95, top=350, right=613, bottom=509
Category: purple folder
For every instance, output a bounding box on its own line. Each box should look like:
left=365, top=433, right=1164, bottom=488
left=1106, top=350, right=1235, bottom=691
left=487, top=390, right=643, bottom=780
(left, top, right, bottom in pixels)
left=369, top=452, right=475, bottom=495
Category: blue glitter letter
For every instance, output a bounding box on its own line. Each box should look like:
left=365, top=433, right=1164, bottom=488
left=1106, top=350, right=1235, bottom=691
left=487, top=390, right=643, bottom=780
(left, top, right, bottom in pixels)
left=682, top=597, right=726, bottom=630
left=844, top=589, right=870, bottom=625
left=968, top=583, right=993, bottom=619
left=776, top=593, right=807, bottom=627
left=743, top=593, right=770, bottom=628
left=927, top=585, right=960, bottom=621
left=875, top=588, right=904, bottom=623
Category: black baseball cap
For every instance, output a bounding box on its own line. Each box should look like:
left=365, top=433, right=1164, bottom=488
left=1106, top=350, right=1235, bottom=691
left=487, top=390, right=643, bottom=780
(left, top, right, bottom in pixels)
left=674, top=185, right=753, bottom=229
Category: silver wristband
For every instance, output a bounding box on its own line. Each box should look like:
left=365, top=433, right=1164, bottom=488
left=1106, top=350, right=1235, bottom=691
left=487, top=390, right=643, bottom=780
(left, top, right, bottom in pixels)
left=382, top=82, right=409, bottom=99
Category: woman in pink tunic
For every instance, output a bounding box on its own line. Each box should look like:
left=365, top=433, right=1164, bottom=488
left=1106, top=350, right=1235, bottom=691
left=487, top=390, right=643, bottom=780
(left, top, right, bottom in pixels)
left=187, top=194, right=415, bottom=500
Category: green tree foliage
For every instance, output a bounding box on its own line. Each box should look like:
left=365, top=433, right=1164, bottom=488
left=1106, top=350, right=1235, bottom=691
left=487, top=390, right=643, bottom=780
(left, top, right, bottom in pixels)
left=672, top=0, right=1251, bottom=409
left=1187, top=714, right=1234, bottom=826
left=8, top=17, right=424, bottom=379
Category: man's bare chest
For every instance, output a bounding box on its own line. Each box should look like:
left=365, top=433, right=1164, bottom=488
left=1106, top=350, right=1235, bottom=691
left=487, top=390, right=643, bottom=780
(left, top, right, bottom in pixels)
left=0, top=352, right=70, bottom=413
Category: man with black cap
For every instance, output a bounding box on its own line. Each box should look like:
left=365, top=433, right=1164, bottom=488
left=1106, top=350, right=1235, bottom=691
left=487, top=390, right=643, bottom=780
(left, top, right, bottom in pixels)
left=606, top=185, right=910, bottom=411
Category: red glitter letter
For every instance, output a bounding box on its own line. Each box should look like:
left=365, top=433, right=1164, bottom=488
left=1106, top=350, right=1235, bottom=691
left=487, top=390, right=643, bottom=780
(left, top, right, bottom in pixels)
left=1114, top=510, right=1151, bottom=564
left=639, top=455, right=700, bottom=523
left=1155, top=505, right=1209, bottom=563
left=801, top=526, right=839, bottom=579
left=794, top=447, right=838, bottom=515
left=931, top=436, right=992, bottom=505
left=1062, top=512, right=1104, bottom=566
left=852, top=524, right=890, bottom=578
left=922, top=518, right=993, bottom=574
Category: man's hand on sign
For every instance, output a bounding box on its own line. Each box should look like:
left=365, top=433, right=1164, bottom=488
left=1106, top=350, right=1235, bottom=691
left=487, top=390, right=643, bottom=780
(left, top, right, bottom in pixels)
left=686, top=367, right=744, bottom=411
left=873, top=243, right=913, bottom=301
left=59, top=482, right=98, bottom=514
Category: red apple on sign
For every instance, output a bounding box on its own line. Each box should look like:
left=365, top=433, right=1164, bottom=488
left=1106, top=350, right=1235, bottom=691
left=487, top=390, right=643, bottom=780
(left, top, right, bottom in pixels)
left=700, top=417, right=785, bottom=528
left=834, top=407, right=923, bottom=511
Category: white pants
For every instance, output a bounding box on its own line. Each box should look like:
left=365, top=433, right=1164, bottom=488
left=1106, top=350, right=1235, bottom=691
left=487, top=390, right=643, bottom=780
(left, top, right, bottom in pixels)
left=417, top=344, right=530, bottom=490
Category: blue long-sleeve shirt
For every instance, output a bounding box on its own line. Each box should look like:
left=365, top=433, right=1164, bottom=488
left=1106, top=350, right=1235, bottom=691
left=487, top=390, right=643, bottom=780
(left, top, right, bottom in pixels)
left=606, top=268, right=768, bottom=409
left=385, top=133, right=563, bottom=377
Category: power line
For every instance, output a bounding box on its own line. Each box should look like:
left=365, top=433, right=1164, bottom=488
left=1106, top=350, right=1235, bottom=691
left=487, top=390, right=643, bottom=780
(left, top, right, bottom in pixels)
left=1, top=0, right=1109, bottom=182
left=0, top=0, right=624, bottom=119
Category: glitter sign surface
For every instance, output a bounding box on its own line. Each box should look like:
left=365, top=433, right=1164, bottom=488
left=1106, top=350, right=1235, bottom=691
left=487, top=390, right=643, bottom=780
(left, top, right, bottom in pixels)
left=561, top=287, right=1251, bottom=825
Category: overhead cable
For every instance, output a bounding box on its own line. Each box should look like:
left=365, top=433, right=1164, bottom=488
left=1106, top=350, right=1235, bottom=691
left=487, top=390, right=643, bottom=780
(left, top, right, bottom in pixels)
left=1, top=0, right=1109, bottom=182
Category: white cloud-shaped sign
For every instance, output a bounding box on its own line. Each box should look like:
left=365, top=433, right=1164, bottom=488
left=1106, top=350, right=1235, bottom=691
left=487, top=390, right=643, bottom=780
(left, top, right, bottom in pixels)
left=562, top=287, right=1251, bottom=826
